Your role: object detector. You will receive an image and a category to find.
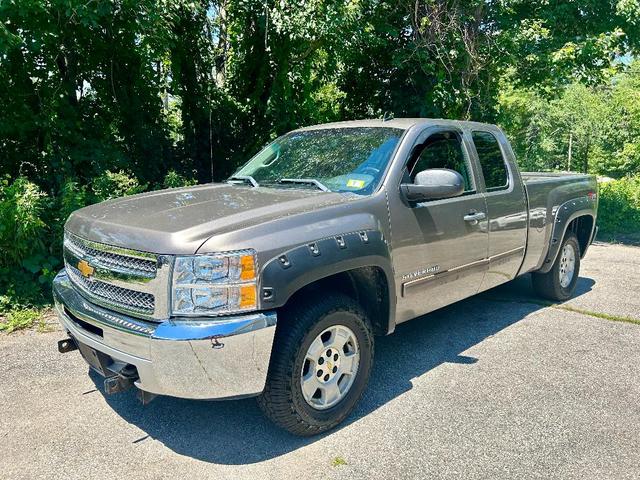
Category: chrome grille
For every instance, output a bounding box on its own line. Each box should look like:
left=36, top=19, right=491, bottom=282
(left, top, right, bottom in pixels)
left=64, top=232, right=157, bottom=278
left=63, top=231, right=169, bottom=320
left=67, top=265, right=155, bottom=314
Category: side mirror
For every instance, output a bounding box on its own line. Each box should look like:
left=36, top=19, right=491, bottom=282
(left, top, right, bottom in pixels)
left=400, top=168, right=464, bottom=203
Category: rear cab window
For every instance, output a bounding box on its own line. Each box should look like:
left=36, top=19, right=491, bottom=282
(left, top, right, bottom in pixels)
left=471, top=131, right=509, bottom=191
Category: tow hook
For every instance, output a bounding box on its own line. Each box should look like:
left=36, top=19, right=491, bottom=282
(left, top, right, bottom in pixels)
left=58, top=338, right=78, bottom=353
left=104, top=375, right=136, bottom=395
left=103, top=364, right=157, bottom=405
left=104, top=364, right=138, bottom=395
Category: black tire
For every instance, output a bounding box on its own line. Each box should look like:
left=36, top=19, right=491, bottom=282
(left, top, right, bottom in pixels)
left=532, top=231, right=581, bottom=301
left=257, top=293, right=374, bottom=436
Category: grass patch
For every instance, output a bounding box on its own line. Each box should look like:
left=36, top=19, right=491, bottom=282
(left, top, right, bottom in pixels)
left=331, top=456, right=347, bottom=467
left=484, top=296, right=640, bottom=326
left=552, top=304, right=640, bottom=326
left=0, top=308, right=42, bottom=333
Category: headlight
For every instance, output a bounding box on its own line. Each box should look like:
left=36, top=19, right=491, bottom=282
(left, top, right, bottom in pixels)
left=171, top=250, right=257, bottom=316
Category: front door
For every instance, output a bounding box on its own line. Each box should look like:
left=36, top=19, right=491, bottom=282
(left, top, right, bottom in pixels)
left=391, top=128, right=489, bottom=323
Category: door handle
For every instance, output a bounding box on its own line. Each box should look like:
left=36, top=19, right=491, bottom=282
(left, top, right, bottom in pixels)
left=463, top=212, right=486, bottom=225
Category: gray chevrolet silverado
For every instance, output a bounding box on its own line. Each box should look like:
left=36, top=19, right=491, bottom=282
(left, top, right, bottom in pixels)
left=54, top=118, right=598, bottom=435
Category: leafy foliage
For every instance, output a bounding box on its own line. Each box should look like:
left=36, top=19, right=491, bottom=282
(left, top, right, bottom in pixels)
left=92, top=170, right=147, bottom=202
left=0, top=176, right=57, bottom=310
left=162, top=170, right=198, bottom=189
left=498, top=66, right=640, bottom=177
left=0, top=176, right=47, bottom=267
left=0, top=308, right=42, bottom=333
left=598, top=177, right=640, bottom=236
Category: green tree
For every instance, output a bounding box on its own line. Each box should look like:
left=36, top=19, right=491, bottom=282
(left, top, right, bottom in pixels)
left=499, top=62, right=640, bottom=177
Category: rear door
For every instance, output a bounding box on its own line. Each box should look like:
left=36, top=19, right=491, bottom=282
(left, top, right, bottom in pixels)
left=470, top=128, right=527, bottom=292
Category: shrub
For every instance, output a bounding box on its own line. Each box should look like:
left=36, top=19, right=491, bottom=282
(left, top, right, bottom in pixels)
left=597, top=176, right=640, bottom=236
left=0, top=176, right=56, bottom=310
left=50, top=179, right=90, bottom=249
left=59, top=179, right=89, bottom=221
left=92, top=170, right=147, bottom=202
left=162, top=170, right=198, bottom=189
left=51, top=179, right=89, bottom=252
left=0, top=176, right=47, bottom=268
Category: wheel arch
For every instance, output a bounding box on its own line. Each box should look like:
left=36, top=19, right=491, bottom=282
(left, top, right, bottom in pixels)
left=568, top=215, right=594, bottom=257
left=260, top=230, right=396, bottom=335
left=538, top=198, right=596, bottom=274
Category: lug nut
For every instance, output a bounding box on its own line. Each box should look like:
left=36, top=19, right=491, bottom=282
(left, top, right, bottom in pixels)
left=324, top=374, right=330, bottom=381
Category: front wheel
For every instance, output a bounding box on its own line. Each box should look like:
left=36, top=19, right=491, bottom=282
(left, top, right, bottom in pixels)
left=257, top=293, right=374, bottom=436
left=532, top=231, right=581, bottom=301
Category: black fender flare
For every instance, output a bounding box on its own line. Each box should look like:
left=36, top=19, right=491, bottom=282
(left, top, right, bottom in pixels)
left=538, top=196, right=596, bottom=274
left=259, top=230, right=396, bottom=333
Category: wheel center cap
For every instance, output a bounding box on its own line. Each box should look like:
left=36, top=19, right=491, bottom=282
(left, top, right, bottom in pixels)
left=316, top=348, right=341, bottom=383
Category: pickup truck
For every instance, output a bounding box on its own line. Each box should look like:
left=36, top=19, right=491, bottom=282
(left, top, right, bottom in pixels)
left=54, top=118, right=598, bottom=436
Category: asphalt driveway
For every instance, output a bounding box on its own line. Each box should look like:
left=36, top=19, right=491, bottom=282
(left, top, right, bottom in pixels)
left=1, top=242, right=639, bottom=479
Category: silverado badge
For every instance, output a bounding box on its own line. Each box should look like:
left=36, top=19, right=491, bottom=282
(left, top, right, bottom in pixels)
left=77, top=260, right=95, bottom=278
left=401, top=265, right=440, bottom=281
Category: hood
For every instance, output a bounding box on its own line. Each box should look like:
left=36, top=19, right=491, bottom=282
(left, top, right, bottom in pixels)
left=65, top=183, right=351, bottom=254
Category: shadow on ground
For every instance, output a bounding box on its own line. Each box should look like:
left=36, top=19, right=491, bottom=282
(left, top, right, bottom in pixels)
left=92, top=274, right=594, bottom=465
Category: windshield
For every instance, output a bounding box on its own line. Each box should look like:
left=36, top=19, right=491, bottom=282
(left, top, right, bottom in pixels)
left=232, top=127, right=404, bottom=195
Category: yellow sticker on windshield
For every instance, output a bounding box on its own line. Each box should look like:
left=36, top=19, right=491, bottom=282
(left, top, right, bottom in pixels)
left=346, top=179, right=365, bottom=188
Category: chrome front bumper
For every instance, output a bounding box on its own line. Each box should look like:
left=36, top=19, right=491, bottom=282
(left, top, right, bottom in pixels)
left=53, top=270, right=277, bottom=400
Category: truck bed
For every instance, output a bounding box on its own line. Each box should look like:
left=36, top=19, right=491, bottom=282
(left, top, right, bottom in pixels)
left=519, top=171, right=598, bottom=274
left=521, top=171, right=593, bottom=184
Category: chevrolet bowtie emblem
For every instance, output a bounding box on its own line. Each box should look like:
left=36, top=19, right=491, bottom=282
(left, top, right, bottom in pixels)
left=77, top=260, right=95, bottom=278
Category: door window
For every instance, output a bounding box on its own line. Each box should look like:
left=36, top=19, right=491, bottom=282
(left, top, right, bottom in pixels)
left=408, top=132, right=474, bottom=192
left=472, top=131, right=509, bottom=191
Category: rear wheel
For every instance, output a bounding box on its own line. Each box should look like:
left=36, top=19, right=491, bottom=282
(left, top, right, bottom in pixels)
left=257, top=293, right=373, bottom=436
left=532, top=231, right=581, bottom=301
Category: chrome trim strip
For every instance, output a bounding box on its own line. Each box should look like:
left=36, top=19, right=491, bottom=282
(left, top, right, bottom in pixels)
left=401, top=247, right=525, bottom=296
left=402, top=258, right=488, bottom=295
left=60, top=293, right=155, bottom=337
left=489, top=246, right=525, bottom=263
left=65, top=230, right=157, bottom=261
left=153, top=312, right=277, bottom=341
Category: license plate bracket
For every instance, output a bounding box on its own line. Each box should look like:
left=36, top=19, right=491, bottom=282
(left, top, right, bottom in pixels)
left=76, top=342, right=112, bottom=377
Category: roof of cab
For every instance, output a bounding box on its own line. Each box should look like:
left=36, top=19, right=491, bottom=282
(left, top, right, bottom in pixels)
left=294, top=118, right=498, bottom=132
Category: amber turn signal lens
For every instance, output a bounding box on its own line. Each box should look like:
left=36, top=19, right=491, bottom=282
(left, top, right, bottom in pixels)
left=239, top=284, right=257, bottom=308
left=239, top=254, right=256, bottom=281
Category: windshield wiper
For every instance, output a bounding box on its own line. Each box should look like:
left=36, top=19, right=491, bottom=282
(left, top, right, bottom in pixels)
left=227, top=175, right=259, bottom=187
left=279, top=178, right=331, bottom=192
